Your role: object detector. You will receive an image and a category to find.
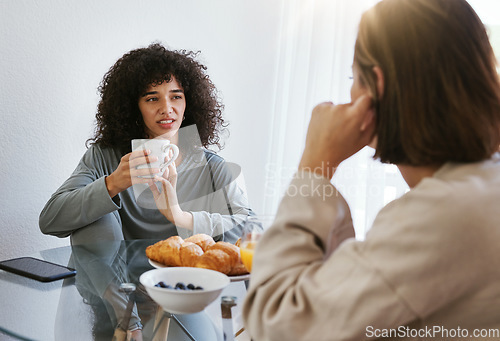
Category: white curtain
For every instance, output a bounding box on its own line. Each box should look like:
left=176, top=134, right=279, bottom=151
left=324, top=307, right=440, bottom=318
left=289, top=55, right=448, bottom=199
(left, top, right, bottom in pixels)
left=263, top=0, right=499, bottom=238
left=262, top=0, right=409, bottom=238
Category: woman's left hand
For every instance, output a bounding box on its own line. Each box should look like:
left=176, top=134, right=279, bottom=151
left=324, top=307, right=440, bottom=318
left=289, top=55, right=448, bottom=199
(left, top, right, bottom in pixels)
left=148, top=161, right=194, bottom=230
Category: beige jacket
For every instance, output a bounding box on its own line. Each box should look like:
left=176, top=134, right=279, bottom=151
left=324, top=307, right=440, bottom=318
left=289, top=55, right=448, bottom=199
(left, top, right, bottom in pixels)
left=243, top=156, right=500, bottom=341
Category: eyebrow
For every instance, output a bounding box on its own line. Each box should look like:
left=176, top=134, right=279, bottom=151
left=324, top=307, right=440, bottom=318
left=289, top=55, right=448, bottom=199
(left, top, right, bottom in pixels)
left=141, top=89, right=184, bottom=97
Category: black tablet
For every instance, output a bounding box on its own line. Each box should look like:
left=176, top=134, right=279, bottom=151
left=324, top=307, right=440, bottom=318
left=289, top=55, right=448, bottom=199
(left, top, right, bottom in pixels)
left=0, top=257, right=76, bottom=282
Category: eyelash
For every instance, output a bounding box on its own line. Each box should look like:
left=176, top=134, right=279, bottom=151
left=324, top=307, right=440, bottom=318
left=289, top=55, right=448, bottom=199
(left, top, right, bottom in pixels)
left=145, top=96, right=183, bottom=102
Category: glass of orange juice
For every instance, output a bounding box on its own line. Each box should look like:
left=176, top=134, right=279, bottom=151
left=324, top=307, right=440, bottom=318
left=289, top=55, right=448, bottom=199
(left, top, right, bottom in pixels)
left=239, top=216, right=267, bottom=272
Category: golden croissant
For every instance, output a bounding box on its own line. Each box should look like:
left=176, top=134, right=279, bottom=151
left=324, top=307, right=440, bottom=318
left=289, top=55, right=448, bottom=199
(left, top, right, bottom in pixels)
left=145, top=234, right=249, bottom=276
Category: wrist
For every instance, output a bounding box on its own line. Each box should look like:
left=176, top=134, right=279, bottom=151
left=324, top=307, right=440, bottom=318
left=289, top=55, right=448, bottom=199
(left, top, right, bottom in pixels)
left=105, top=174, right=121, bottom=198
left=298, top=155, right=338, bottom=179
left=172, top=209, right=193, bottom=230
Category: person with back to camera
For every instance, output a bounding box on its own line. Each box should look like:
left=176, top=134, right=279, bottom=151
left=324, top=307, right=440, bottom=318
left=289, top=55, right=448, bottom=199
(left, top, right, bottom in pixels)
left=39, top=43, right=252, bottom=340
left=243, top=0, right=500, bottom=340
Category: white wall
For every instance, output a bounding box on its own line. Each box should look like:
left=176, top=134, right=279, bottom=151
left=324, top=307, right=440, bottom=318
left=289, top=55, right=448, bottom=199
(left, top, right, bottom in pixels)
left=0, top=0, right=284, bottom=260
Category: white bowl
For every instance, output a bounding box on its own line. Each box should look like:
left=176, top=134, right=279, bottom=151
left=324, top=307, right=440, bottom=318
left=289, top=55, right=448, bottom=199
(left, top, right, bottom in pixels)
left=139, top=267, right=230, bottom=314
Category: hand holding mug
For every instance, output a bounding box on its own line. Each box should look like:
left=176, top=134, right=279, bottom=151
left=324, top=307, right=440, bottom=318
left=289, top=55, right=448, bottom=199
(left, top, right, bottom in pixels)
left=105, top=149, right=159, bottom=198
left=131, top=139, right=179, bottom=179
left=105, top=139, right=180, bottom=198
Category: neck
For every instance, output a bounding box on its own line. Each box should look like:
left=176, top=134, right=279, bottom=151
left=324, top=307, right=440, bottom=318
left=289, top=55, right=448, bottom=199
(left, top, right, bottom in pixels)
left=397, top=164, right=441, bottom=188
left=170, top=135, right=179, bottom=146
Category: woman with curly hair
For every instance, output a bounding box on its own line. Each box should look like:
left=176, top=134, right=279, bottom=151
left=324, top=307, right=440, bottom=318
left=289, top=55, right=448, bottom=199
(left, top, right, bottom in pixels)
left=39, top=43, right=251, bottom=340
left=39, top=43, right=251, bottom=244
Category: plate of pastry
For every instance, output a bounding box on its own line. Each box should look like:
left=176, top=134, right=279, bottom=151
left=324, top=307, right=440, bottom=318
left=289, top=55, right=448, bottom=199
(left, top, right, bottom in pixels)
left=148, top=259, right=250, bottom=282
left=146, top=234, right=250, bottom=282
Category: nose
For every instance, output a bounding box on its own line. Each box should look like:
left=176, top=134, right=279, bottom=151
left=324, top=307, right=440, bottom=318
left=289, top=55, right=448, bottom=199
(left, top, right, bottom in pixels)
left=160, top=97, right=174, bottom=115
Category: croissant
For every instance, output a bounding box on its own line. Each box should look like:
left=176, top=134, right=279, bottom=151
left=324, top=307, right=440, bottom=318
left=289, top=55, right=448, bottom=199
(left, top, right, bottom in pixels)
left=146, top=234, right=249, bottom=276
left=184, top=233, right=215, bottom=252
left=146, top=236, right=183, bottom=266
left=195, top=249, right=233, bottom=274
left=179, top=241, right=204, bottom=267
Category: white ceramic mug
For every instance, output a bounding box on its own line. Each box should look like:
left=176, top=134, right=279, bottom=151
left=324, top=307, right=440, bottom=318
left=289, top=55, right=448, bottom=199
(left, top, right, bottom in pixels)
left=131, top=139, right=180, bottom=178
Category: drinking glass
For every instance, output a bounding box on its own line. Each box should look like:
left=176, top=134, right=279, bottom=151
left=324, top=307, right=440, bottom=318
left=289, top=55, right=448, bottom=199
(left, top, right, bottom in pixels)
left=239, top=216, right=271, bottom=272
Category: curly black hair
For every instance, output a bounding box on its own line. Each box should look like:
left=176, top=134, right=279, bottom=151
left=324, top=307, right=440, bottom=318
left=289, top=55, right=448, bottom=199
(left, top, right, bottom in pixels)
left=87, top=43, right=226, bottom=154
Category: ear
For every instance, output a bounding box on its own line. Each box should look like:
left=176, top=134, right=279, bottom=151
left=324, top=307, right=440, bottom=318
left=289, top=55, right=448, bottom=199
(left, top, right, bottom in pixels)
left=372, top=66, right=384, bottom=99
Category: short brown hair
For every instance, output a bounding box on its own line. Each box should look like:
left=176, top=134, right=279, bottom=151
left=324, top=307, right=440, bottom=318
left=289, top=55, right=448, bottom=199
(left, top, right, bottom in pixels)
left=354, top=0, right=500, bottom=166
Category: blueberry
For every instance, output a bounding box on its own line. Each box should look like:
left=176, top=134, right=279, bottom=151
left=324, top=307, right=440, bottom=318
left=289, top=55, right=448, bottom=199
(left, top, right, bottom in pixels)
left=175, top=282, right=186, bottom=290
left=195, top=286, right=204, bottom=290
left=187, top=283, right=195, bottom=290
left=155, top=281, right=173, bottom=289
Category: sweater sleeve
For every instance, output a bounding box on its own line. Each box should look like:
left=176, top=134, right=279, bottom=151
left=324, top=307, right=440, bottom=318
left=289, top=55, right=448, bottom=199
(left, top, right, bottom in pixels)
left=243, top=170, right=416, bottom=341
left=39, top=146, right=121, bottom=238
left=188, top=154, right=252, bottom=243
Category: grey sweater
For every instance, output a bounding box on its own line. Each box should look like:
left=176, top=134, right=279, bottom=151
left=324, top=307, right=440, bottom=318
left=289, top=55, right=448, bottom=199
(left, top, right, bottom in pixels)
left=39, top=144, right=251, bottom=243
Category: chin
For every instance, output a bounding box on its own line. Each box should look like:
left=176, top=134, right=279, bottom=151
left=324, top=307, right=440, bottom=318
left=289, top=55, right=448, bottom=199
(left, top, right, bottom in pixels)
left=156, top=130, right=179, bottom=140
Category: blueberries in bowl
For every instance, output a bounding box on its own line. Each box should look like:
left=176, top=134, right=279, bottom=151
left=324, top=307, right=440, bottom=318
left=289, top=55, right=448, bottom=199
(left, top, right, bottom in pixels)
left=155, top=281, right=171, bottom=289
left=155, top=281, right=204, bottom=291
left=175, top=282, right=186, bottom=290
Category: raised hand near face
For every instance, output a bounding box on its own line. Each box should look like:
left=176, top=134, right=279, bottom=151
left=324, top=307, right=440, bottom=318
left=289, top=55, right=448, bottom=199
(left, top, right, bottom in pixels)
left=298, top=94, right=375, bottom=179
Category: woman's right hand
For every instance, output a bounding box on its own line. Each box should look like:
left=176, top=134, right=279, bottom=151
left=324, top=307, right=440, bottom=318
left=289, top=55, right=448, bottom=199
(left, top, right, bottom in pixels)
left=298, top=94, right=375, bottom=179
left=105, top=150, right=159, bottom=198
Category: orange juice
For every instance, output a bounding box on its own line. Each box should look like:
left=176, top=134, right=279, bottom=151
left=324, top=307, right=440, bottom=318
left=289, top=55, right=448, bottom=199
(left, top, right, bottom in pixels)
left=239, top=241, right=257, bottom=272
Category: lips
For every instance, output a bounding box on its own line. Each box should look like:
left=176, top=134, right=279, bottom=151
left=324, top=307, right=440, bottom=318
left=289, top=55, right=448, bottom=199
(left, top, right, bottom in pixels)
left=157, top=118, right=176, bottom=130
